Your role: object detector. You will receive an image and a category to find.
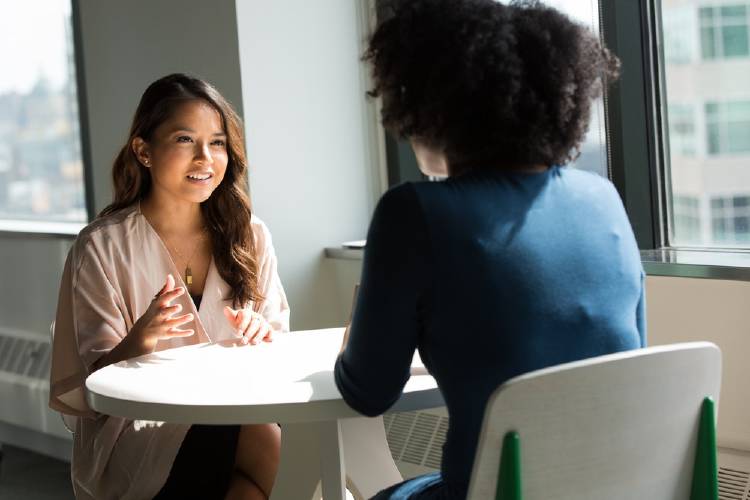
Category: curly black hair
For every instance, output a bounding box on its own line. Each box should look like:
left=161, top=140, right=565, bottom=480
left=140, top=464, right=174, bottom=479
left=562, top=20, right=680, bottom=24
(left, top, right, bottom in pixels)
left=365, top=0, right=620, bottom=173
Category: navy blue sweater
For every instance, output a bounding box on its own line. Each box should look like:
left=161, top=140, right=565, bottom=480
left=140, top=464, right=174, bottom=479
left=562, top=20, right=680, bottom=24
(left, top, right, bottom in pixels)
left=335, top=167, right=645, bottom=497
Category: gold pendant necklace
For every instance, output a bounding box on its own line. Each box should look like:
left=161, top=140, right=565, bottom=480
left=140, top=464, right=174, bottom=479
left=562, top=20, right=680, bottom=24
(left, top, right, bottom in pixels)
left=169, top=229, right=207, bottom=288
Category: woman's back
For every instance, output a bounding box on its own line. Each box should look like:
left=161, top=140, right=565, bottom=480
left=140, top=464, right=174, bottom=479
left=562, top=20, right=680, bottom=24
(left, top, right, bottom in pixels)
left=336, top=166, right=644, bottom=494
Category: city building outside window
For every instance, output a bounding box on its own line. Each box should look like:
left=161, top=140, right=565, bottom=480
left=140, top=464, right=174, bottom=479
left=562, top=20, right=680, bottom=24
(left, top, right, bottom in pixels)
left=711, top=195, right=750, bottom=243
left=662, top=0, right=750, bottom=248
left=668, top=103, right=697, bottom=157
left=705, top=100, right=750, bottom=155
left=0, top=1, right=87, bottom=227
left=700, top=4, right=750, bottom=60
left=673, top=194, right=702, bottom=243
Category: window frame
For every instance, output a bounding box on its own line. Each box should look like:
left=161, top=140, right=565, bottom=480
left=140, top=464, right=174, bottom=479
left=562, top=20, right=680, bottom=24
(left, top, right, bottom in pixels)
left=601, top=0, right=668, bottom=250
left=0, top=0, right=94, bottom=236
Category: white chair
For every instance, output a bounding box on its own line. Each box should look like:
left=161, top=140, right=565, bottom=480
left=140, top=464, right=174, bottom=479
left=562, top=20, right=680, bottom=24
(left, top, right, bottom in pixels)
left=467, top=342, right=721, bottom=500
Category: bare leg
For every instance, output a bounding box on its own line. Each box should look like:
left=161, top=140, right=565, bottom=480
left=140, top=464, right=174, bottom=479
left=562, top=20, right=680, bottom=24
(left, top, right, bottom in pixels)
left=225, top=472, right=266, bottom=500
left=234, top=423, right=281, bottom=498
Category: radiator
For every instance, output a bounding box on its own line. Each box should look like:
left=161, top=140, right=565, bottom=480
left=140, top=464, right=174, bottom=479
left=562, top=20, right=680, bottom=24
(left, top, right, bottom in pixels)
left=0, top=327, right=72, bottom=461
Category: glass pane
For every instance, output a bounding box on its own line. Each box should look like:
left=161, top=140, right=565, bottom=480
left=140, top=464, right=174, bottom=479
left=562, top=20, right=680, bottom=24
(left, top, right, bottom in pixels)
left=701, top=26, right=717, bottom=59
left=720, top=5, right=747, bottom=20
left=706, top=122, right=722, bottom=154
left=663, top=0, right=750, bottom=247
left=733, top=196, right=750, bottom=208
left=497, top=0, right=608, bottom=177
left=699, top=7, right=715, bottom=23
left=665, top=7, right=696, bottom=63
left=0, top=1, right=86, bottom=223
left=722, top=25, right=749, bottom=57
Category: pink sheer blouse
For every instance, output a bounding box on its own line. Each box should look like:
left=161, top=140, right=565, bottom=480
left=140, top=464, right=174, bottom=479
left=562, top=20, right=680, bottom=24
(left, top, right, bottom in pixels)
left=49, top=204, right=290, bottom=499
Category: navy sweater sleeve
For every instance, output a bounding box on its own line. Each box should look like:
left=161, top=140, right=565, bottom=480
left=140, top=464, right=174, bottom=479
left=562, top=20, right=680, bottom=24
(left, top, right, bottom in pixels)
left=334, top=183, right=430, bottom=417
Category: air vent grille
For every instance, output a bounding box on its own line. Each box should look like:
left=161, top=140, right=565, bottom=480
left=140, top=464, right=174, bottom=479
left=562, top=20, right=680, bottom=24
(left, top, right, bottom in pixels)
left=718, top=466, right=750, bottom=500
left=0, top=332, right=50, bottom=380
left=383, top=411, right=448, bottom=469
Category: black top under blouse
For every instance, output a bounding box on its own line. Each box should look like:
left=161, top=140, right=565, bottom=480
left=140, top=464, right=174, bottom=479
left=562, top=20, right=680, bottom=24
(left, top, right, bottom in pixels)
left=190, top=294, right=202, bottom=310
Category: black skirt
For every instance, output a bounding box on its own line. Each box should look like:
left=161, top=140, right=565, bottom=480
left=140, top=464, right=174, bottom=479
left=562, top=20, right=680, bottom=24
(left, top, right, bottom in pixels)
left=153, top=424, right=240, bottom=500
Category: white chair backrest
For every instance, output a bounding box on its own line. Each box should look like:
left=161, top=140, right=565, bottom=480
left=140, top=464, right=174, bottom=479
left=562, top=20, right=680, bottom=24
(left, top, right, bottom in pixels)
left=467, top=342, right=721, bottom=500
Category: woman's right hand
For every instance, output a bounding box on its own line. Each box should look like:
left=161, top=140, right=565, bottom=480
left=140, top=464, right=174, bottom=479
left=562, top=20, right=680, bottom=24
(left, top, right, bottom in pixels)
left=129, top=274, right=195, bottom=351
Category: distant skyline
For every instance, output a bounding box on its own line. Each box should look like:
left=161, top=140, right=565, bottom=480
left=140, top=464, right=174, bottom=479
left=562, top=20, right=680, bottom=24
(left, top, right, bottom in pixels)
left=0, top=0, right=70, bottom=94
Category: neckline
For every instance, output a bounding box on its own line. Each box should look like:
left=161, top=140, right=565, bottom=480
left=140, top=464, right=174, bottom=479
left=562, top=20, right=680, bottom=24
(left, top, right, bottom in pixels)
left=136, top=201, right=210, bottom=302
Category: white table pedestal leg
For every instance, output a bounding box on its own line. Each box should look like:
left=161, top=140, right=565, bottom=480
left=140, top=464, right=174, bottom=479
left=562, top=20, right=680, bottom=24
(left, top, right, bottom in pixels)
left=342, top=416, right=403, bottom=499
left=270, top=421, right=346, bottom=500
left=271, top=422, right=324, bottom=500
left=319, top=420, right=346, bottom=500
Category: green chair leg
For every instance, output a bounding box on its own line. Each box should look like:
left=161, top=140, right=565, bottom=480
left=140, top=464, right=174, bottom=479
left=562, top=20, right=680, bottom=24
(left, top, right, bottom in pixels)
left=690, top=397, right=718, bottom=500
left=496, top=431, right=522, bottom=500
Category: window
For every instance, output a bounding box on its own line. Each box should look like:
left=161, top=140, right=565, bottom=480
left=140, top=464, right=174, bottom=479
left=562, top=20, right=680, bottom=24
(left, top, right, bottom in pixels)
left=0, top=1, right=87, bottom=226
left=661, top=0, right=750, bottom=248
left=705, top=101, right=750, bottom=155
left=542, top=0, right=608, bottom=178
left=700, top=5, right=750, bottom=60
left=673, top=194, right=703, bottom=243
left=664, top=7, right=697, bottom=64
left=668, top=104, right=697, bottom=156
left=711, top=195, right=750, bottom=244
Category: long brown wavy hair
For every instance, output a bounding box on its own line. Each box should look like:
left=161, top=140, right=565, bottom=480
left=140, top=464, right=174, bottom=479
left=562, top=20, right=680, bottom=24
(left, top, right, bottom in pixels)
left=99, top=73, right=263, bottom=307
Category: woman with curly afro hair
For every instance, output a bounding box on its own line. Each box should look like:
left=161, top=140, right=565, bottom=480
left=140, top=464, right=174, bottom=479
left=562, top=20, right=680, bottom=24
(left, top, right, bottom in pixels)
left=334, top=1, right=645, bottom=498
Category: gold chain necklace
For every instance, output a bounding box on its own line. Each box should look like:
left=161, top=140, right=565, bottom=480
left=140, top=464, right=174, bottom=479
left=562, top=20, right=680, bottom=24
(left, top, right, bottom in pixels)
left=168, top=229, right=207, bottom=287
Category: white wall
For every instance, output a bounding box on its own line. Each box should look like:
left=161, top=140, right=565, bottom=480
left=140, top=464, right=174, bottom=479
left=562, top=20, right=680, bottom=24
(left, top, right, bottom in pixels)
left=646, top=275, right=750, bottom=452
left=77, top=0, right=244, bottom=213
left=235, top=1, right=382, bottom=330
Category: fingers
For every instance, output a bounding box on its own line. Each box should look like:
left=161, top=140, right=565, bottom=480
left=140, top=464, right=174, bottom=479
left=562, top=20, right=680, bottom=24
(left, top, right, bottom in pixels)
left=260, top=324, right=274, bottom=343
left=165, top=273, right=175, bottom=292
left=234, top=309, right=251, bottom=339
left=155, top=286, right=185, bottom=308
left=243, top=315, right=269, bottom=345
left=165, top=327, right=194, bottom=338
left=224, top=307, right=272, bottom=346
left=161, top=312, right=195, bottom=339
left=159, top=303, right=183, bottom=318
left=163, top=311, right=193, bottom=328
left=155, top=274, right=176, bottom=298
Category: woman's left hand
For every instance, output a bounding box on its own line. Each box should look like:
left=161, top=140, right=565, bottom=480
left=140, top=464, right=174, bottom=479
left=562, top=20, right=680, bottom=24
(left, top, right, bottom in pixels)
left=223, top=306, right=273, bottom=345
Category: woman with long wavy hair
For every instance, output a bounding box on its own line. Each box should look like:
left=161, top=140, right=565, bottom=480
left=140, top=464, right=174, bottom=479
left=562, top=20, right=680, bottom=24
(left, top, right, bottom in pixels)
left=49, top=73, right=289, bottom=500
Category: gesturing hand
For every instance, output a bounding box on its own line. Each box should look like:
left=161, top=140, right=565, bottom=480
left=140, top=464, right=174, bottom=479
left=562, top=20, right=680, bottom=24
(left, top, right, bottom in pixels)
left=130, top=274, right=195, bottom=351
left=223, top=306, right=273, bottom=345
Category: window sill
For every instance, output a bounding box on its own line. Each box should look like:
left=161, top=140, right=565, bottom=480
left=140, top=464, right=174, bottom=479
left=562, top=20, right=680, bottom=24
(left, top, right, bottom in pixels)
left=326, top=246, right=750, bottom=282
left=0, top=219, right=85, bottom=238
left=324, top=247, right=364, bottom=261
left=641, top=249, right=750, bottom=281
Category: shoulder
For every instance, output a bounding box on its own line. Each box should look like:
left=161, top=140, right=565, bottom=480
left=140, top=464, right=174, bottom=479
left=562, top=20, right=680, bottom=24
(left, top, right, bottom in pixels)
left=69, top=205, right=139, bottom=271
left=373, top=182, right=423, bottom=220
left=368, top=182, right=429, bottom=246
left=556, top=167, right=619, bottom=196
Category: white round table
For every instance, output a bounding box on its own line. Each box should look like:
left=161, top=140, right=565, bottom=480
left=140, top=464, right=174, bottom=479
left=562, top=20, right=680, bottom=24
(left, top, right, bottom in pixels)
left=86, top=328, right=444, bottom=500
